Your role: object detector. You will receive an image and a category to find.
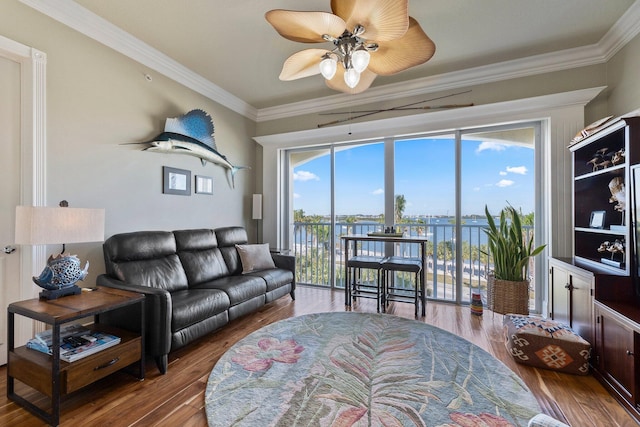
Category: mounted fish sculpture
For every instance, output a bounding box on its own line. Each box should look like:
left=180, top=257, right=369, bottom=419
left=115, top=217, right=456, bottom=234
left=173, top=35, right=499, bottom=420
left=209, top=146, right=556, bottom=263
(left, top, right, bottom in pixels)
left=139, top=109, right=248, bottom=188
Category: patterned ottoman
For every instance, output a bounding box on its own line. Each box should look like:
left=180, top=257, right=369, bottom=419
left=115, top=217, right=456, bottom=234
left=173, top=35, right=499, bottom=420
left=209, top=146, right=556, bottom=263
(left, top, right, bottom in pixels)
left=503, top=314, right=591, bottom=375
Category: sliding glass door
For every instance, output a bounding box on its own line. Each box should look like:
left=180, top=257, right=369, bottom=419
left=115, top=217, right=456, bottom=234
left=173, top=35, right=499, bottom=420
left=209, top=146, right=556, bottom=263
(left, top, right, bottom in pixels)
left=286, top=122, right=542, bottom=309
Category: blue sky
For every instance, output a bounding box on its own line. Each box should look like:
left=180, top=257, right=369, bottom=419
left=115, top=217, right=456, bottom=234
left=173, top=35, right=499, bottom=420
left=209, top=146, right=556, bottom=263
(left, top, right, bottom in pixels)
left=293, top=137, right=534, bottom=217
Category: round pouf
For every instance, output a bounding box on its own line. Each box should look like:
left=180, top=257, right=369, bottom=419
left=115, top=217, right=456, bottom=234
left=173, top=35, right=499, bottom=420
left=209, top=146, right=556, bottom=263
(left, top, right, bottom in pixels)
left=205, top=312, right=541, bottom=426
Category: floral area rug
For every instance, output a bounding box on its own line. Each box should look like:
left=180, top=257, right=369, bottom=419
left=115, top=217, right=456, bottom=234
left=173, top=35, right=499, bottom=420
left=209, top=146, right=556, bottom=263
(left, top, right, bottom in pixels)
left=205, top=312, right=541, bottom=426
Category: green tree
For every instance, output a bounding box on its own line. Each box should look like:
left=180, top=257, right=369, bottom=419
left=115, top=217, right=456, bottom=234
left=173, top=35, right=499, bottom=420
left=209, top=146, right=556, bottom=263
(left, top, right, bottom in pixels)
left=522, top=211, right=535, bottom=226
left=294, top=209, right=305, bottom=223
left=395, top=194, right=406, bottom=224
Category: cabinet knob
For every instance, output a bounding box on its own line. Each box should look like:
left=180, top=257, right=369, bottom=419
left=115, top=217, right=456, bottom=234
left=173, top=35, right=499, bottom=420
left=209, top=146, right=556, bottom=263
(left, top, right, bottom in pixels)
left=626, top=350, right=634, bottom=356
left=564, top=283, right=573, bottom=290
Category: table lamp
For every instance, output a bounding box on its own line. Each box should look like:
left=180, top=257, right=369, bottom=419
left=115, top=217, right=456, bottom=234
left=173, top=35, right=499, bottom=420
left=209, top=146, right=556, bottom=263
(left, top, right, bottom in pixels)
left=14, top=201, right=105, bottom=300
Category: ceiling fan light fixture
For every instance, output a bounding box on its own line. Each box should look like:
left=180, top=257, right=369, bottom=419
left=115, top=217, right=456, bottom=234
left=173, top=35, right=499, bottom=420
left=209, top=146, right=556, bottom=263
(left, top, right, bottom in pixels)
left=344, top=68, right=360, bottom=88
left=320, top=54, right=338, bottom=80
left=266, top=1, right=436, bottom=94
left=351, top=48, right=370, bottom=73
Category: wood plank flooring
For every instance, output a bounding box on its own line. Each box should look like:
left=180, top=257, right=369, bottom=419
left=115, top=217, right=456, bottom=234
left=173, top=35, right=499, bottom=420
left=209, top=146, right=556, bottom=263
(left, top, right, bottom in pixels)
left=0, top=285, right=637, bottom=426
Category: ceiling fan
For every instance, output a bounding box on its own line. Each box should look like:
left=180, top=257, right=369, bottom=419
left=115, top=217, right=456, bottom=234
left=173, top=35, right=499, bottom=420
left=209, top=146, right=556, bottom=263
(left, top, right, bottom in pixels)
left=265, top=0, right=436, bottom=94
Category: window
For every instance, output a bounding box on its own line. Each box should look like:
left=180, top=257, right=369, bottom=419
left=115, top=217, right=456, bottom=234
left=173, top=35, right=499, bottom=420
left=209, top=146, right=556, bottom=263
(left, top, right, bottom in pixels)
left=286, top=122, right=542, bottom=310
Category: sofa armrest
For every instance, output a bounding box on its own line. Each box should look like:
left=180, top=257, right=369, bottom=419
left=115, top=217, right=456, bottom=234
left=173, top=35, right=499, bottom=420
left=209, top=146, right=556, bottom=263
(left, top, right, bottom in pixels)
left=271, top=254, right=296, bottom=287
left=96, top=274, right=173, bottom=358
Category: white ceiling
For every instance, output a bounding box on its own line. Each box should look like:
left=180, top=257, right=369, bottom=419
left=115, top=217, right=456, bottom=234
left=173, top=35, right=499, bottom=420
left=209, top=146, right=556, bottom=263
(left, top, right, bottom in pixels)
left=22, top=0, right=640, bottom=120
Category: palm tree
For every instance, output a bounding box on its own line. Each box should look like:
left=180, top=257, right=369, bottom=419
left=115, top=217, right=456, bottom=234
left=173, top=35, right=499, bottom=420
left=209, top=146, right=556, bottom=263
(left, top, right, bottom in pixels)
left=395, top=194, right=406, bottom=225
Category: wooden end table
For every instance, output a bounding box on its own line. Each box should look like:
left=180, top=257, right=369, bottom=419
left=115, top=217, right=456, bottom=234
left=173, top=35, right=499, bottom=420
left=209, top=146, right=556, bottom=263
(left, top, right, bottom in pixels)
left=7, top=286, right=145, bottom=426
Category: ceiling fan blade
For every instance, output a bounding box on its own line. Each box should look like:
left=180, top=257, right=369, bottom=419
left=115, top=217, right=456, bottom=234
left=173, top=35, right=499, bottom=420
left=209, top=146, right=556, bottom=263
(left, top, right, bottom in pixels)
left=368, top=17, right=435, bottom=76
left=331, top=0, right=408, bottom=42
left=265, top=10, right=346, bottom=43
left=279, top=49, right=330, bottom=81
left=325, top=68, right=377, bottom=94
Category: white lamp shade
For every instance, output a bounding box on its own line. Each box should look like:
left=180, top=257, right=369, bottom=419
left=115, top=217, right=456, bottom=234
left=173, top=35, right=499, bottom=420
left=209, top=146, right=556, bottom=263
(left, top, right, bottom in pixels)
left=351, top=50, right=370, bottom=73
left=319, top=56, right=337, bottom=80
left=344, top=68, right=361, bottom=88
left=15, top=206, right=105, bottom=245
left=252, top=194, right=263, bottom=220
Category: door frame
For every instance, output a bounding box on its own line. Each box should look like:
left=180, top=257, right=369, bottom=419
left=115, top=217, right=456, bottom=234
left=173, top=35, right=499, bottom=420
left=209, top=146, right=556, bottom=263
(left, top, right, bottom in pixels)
left=0, top=35, right=47, bottom=346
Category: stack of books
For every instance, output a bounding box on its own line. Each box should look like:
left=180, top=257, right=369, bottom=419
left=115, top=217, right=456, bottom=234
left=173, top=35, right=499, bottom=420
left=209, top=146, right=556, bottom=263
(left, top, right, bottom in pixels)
left=27, top=324, right=120, bottom=362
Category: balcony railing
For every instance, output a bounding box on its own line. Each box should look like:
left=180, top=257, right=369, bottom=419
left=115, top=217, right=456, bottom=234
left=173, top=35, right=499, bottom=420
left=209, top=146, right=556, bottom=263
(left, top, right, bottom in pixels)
left=292, top=221, right=536, bottom=304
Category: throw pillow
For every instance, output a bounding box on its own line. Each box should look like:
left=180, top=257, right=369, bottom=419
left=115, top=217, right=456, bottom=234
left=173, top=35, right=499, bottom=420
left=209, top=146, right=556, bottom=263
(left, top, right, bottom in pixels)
left=236, top=243, right=275, bottom=273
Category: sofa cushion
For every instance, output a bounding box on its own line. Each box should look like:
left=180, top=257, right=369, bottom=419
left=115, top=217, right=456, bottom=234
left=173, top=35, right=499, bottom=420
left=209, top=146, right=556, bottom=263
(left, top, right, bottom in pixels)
left=247, top=268, right=294, bottom=292
left=179, top=248, right=229, bottom=285
left=236, top=243, right=276, bottom=273
left=193, top=275, right=266, bottom=306
left=171, top=289, right=230, bottom=332
left=103, top=230, right=177, bottom=276
left=113, top=254, right=189, bottom=292
left=175, top=229, right=230, bottom=285
left=215, top=226, right=248, bottom=275
left=174, top=229, right=218, bottom=251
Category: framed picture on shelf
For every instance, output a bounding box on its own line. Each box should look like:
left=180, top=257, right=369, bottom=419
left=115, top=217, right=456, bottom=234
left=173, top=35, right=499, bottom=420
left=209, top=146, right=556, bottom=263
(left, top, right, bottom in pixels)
left=195, top=175, right=213, bottom=195
left=589, top=210, right=606, bottom=229
left=163, top=166, right=191, bottom=195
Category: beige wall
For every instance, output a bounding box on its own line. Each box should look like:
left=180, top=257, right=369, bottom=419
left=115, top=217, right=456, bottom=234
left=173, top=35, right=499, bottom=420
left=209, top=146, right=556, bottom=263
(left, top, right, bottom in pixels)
left=2, top=1, right=257, bottom=284
left=3, top=0, right=639, bottom=285
left=606, top=32, right=640, bottom=118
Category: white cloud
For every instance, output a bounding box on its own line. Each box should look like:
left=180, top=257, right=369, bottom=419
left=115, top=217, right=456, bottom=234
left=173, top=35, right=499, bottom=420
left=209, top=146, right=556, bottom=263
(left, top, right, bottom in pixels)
left=496, top=179, right=514, bottom=187
left=293, top=193, right=300, bottom=199
left=293, top=170, right=319, bottom=181
left=371, top=188, right=384, bottom=195
left=476, top=141, right=507, bottom=153
left=499, top=171, right=507, bottom=176
left=506, top=166, right=527, bottom=175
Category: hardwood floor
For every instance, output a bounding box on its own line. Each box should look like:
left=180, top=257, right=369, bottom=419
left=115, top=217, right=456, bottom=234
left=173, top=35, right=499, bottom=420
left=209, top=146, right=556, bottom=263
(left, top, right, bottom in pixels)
left=0, top=285, right=637, bottom=426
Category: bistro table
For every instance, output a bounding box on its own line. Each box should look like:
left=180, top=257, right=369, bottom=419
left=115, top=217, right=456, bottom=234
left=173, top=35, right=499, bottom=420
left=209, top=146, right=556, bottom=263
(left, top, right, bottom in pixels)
left=341, top=234, right=429, bottom=316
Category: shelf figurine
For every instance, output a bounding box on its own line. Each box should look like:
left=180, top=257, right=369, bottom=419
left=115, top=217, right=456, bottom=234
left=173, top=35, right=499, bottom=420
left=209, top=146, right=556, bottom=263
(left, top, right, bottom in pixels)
left=608, top=176, right=626, bottom=226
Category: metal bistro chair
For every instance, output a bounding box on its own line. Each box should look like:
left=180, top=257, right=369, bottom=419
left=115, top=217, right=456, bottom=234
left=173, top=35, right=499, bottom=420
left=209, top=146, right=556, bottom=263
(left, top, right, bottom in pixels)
left=381, top=256, right=423, bottom=317
left=347, top=255, right=385, bottom=312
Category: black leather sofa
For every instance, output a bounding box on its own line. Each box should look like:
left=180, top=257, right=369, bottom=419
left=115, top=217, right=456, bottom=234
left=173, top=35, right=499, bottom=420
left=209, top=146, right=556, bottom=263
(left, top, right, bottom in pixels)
left=96, top=226, right=295, bottom=374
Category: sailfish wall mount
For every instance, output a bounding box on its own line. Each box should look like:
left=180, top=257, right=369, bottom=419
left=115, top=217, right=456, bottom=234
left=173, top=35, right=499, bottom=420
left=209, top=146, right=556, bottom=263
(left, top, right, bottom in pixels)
left=139, top=109, right=248, bottom=188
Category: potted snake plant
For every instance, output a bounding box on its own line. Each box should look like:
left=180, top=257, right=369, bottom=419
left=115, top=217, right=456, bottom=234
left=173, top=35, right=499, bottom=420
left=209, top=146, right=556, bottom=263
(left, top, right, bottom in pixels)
left=483, top=205, right=546, bottom=315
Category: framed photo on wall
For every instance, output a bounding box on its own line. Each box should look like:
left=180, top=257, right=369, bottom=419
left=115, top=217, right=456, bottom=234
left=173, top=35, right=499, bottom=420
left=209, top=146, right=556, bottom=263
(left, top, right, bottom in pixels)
left=163, top=166, right=191, bottom=195
left=195, top=175, right=214, bottom=194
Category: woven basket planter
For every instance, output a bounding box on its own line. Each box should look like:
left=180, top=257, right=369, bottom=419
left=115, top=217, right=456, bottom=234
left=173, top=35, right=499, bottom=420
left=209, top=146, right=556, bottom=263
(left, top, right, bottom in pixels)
left=487, top=274, right=529, bottom=315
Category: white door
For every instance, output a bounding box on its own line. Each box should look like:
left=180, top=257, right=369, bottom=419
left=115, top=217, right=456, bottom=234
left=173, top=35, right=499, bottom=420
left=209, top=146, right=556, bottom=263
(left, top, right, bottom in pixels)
left=0, top=54, right=22, bottom=366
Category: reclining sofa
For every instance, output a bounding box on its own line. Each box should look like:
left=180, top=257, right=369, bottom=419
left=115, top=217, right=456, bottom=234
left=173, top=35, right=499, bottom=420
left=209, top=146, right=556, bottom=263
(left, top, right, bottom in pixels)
left=96, top=226, right=295, bottom=374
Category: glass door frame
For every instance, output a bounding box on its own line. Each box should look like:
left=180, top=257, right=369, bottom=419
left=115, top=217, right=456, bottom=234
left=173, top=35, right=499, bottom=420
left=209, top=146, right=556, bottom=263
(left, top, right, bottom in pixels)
left=283, top=120, right=544, bottom=311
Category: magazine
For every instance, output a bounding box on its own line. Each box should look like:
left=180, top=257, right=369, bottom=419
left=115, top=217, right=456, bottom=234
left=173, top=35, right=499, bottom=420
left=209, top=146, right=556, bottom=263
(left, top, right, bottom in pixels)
left=33, top=323, right=90, bottom=348
left=27, top=330, right=121, bottom=362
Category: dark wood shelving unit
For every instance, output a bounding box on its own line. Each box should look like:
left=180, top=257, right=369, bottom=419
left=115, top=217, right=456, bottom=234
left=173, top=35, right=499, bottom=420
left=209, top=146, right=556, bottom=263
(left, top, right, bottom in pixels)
left=550, top=116, right=640, bottom=423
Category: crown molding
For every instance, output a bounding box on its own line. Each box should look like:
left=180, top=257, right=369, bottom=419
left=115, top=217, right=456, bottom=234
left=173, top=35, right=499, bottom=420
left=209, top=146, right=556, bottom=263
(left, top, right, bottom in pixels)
left=254, top=87, right=607, bottom=148
left=20, top=0, right=640, bottom=123
left=256, top=1, right=640, bottom=122
left=19, top=0, right=259, bottom=121
left=600, top=0, right=640, bottom=60
left=256, top=44, right=606, bottom=122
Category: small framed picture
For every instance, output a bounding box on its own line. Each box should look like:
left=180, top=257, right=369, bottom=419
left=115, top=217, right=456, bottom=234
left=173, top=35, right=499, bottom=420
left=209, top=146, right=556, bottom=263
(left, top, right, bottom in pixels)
left=163, top=166, right=191, bottom=195
left=590, top=210, right=606, bottom=229
left=195, top=175, right=213, bottom=195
